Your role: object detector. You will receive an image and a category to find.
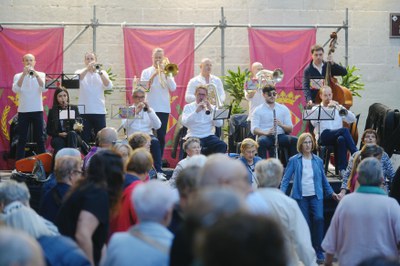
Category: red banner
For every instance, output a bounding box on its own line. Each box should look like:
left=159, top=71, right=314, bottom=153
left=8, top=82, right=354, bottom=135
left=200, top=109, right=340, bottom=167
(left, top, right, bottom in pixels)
left=248, top=29, right=316, bottom=136
left=0, top=27, right=64, bottom=169
left=123, top=28, right=194, bottom=167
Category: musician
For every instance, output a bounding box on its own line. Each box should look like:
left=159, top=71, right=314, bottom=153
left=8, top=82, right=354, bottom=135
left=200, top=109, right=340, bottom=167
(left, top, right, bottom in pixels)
left=141, top=47, right=177, bottom=160
left=76, top=52, right=112, bottom=143
left=120, top=88, right=163, bottom=172
left=12, top=53, right=47, bottom=160
left=310, top=86, right=358, bottom=178
left=302, top=44, right=347, bottom=106
left=185, top=58, right=225, bottom=137
left=251, top=85, right=297, bottom=159
left=181, top=85, right=227, bottom=155
left=47, top=87, right=84, bottom=155
left=244, top=62, right=264, bottom=121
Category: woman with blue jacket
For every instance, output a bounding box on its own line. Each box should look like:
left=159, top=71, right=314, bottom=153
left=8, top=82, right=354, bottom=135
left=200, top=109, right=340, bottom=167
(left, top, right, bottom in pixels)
left=238, top=138, right=262, bottom=189
left=280, top=132, right=339, bottom=264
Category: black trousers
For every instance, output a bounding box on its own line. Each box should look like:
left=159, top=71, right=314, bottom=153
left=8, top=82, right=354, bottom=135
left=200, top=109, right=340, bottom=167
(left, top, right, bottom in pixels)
left=81, top=114, right=106, bottom=143
left=155, top=112, right=169, bottom=159
left=16, top=111, right=46, bottom=160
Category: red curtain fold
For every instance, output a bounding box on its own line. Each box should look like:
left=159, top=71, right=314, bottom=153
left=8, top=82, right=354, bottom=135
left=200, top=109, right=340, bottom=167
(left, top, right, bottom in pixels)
left=123, top=28, right=195, bottom=167
left=0, top=27, right=64, bottom=169
left=248, top=28, right=316, bottom=136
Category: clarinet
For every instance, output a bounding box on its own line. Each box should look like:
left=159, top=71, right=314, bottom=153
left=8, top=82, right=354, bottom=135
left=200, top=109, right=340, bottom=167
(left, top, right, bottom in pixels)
left=273, top=109, right=279, bottom=159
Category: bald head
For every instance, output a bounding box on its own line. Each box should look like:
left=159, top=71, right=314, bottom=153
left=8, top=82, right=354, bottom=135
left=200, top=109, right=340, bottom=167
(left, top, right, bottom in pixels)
left=251, top=62, right=263, bottom=76
left=199, top=154, right=250, bottom=195
left=97, top=127, right=118, bottom=148
left=200, top=58, right=213, bottom=77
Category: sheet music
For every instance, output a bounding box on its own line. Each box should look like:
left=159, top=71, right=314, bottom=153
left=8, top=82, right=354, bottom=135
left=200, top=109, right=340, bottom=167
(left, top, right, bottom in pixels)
left=59, top=109, right=76, bottom=120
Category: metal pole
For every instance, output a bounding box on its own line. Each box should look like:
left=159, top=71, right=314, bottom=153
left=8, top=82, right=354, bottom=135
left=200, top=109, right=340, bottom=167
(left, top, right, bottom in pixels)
left=220, top=7, right=227, bottom=76
left=91, top=5, right=98, bottom=53
left=345, top=8, right=349, bottom=67
left=63, top=25, right=90, bottom=53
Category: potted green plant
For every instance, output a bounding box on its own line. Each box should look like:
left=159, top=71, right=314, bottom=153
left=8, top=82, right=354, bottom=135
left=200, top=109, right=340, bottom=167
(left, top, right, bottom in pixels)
left=222, top=67, right=250, bottom=114
left=339, top=65, right=365, bottom=97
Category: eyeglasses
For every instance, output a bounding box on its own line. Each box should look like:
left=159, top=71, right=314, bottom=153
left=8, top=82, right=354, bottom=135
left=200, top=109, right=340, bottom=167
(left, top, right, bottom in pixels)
left=267, top=92, right=277, bottom=97
left=72, top=170, right=83, bottom=175
left=133, top=96, right=145, bottom=99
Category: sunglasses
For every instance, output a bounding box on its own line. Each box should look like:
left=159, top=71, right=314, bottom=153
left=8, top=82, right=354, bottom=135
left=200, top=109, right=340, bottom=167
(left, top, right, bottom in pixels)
left=267, top=92, right=277, bottom=97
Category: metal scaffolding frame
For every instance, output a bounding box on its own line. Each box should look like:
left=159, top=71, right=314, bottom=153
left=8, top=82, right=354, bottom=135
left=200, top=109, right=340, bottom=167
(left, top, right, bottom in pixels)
left=0, top=6, right=349, bottom=75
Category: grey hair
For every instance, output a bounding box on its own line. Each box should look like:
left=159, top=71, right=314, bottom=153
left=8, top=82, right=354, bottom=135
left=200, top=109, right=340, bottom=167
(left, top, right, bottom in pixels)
left=0, top=227, right=45, bottom=266
left=185, top=154, right=208, bottom=168
left=0, top=180, right=30, bottom=206
left=1, top=201, right=56, bottom=238
left=255, top=158, right=283, bottom=188
left=55, top=147, right=81, bottom=159
left=54, top=156, right=81, bottom=182
left=183, top=137, right=201, bottom=152
left=132, top=180, right=176, bottom=223
left=357, top=157, right=383, bottom=186
left=98, top=127, right=118, bottom=146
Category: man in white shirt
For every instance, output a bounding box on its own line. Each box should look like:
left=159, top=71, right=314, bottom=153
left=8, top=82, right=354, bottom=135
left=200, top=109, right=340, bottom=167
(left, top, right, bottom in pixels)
left=121, top=88, right=162, bottom=172
left=76, top=52, right=112, bottom=143
left=310, top=86, right=358, bottom=177
left=182, top=85, right=226, bottom=155
left=185, top=58, right=225, bottom=137
left=141, top=48, right=177, bottom=160
left=251, top=85, right=297, bottom=159
left=244, top=62, right=265, bottom=122
left=12, top=53, right=47, bottom=160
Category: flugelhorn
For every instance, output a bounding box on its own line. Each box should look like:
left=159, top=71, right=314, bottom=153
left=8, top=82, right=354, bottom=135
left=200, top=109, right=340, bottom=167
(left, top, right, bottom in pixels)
left=256, top=68, right=284, bottom=87
left=206, top=83, right=224, bottom=110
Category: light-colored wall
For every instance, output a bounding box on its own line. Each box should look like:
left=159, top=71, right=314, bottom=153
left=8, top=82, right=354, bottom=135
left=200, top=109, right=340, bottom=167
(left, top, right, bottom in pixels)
left=1, top=0, right=399, bottom=137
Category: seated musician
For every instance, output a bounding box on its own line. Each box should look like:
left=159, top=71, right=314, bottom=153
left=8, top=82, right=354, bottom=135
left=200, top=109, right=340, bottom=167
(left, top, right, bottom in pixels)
left=310, top=86, right=358, bottom=179
left=181, top=85, right=227, bottom=155
left=47, top=87, right=85, bottom=155
left=244, top=62, right=265, bottom=122
left=251, top=85, right=297, bottom=159
left=120, top=87, right=163, bottom=172
left=302, top=44, right=347, bottom=106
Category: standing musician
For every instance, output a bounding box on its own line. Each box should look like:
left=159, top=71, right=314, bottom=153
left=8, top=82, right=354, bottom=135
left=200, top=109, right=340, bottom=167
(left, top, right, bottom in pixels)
left=244, top=62, right=265, bottom=121
left=76, top=52, right=112, bottom=143
left=120, top=88, right=163, bottom=173
left=12, top=53, right=47, bottom=160
left=185, top=58, right=225, bottom=137
left=140, top=47, right=177, bottom=160
left=251, top=85, right=297, bottom=160
left=310, top=86, right=358, bottom=179
left=302, top=44, right=347, bottom=106
left=181, top=85, right=227, bottom=155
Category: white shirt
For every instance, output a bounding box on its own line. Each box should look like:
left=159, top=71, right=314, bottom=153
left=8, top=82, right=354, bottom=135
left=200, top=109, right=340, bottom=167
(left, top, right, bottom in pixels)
left=310, top=105, right=356, bottom=142
left=181, top=102, right=223, bottom=139
left=251, top=102, right=292, bottom=135
left=141, top=66, right=176, bottom=113
left=257, top=188, right=317, bottom=266
left=12, top=72, right=47, bottom=113
left=76, top=70, right=112, bottom=114
left=301, top=157, right=315, bottom=196
left=312, top=62, right=324, bottom=75
left=121, top=106, right=161, bottom=137
left=244, top=79, right=264, bottom=121
left=185, top=74, right=225, bottom=104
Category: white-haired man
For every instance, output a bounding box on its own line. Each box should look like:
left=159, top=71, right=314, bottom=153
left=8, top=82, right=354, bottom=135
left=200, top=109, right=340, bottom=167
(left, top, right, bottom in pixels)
left=255, top=158, right=317, bottom=266
left=322, top=158, right=400, bottom=266
left=102, top=180, right=176, bottom=266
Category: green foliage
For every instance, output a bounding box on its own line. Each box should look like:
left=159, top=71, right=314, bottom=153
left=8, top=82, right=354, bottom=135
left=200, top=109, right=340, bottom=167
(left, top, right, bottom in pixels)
left=339, top=65, right=365, bottom=98
left=104, top=67, right=117, bottom=96
left=222, top=67, right=250, bottom=114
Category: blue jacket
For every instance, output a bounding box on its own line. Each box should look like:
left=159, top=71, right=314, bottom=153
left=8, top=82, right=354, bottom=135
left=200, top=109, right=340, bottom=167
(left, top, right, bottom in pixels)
left=238, top=156, right=262, bottom=184
left=280, top=153, right=334, bottom=200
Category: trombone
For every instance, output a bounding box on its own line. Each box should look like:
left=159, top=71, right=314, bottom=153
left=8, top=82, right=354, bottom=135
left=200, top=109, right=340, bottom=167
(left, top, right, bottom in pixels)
left=156, top=57, right=179, bottom=89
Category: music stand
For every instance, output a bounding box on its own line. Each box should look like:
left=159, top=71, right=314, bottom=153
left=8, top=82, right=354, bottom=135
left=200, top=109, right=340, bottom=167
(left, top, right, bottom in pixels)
left=213, top=105, right=232, bottom=120
left=45, top=73, right=80, bottom=89
left=59, top=105, right=84, bottom=132
left=111, top=104, right=137, bottom=138
left=303, top=105, right=335, bottom=155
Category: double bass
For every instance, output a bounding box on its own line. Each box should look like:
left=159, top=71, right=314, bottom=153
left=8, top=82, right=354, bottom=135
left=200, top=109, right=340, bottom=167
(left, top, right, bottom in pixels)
left=316, top=32, right=359, bottom=144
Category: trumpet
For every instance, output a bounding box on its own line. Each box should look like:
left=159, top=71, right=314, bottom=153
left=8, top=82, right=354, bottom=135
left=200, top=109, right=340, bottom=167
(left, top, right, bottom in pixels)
left=338, top=105, right=348, bottom=116
left=256, top=68, right=284, bottom=87
left=94, top=64, right=103, bottom=73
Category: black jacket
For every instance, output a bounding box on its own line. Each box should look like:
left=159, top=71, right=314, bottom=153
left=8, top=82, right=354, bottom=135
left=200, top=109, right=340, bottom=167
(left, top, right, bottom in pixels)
left=47, top=105, right=81, bottom=137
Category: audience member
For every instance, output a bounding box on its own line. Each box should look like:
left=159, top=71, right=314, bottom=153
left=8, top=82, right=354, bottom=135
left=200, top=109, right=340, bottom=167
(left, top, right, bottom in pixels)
left=198, top=213, right=287, bottom=266
left=322, top=158, right=400, bottom=266
left=39, top=156, right=83, bottom=223
left=83, top=127, right=118, bottom=169
left=109, top=148, right=153, bottom=236
left=56, top=150, right=124, bottom=265
left=112, top=142, right=133, bottom=166
left=170, top=137, right=201, bottom=183
left=1, top=202, right=90, bottom=266
left=255, top=158, right=317, bottom=266
left=102, top=180, right=176, bottom=266
left=238, top=138, right=262, bottom=188
left=0, top=227, right=45, bottom=266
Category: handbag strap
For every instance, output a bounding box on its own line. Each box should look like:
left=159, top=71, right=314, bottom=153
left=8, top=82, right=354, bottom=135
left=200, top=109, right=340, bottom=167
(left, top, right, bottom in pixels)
left=128, top=227, right=170, bottom=255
